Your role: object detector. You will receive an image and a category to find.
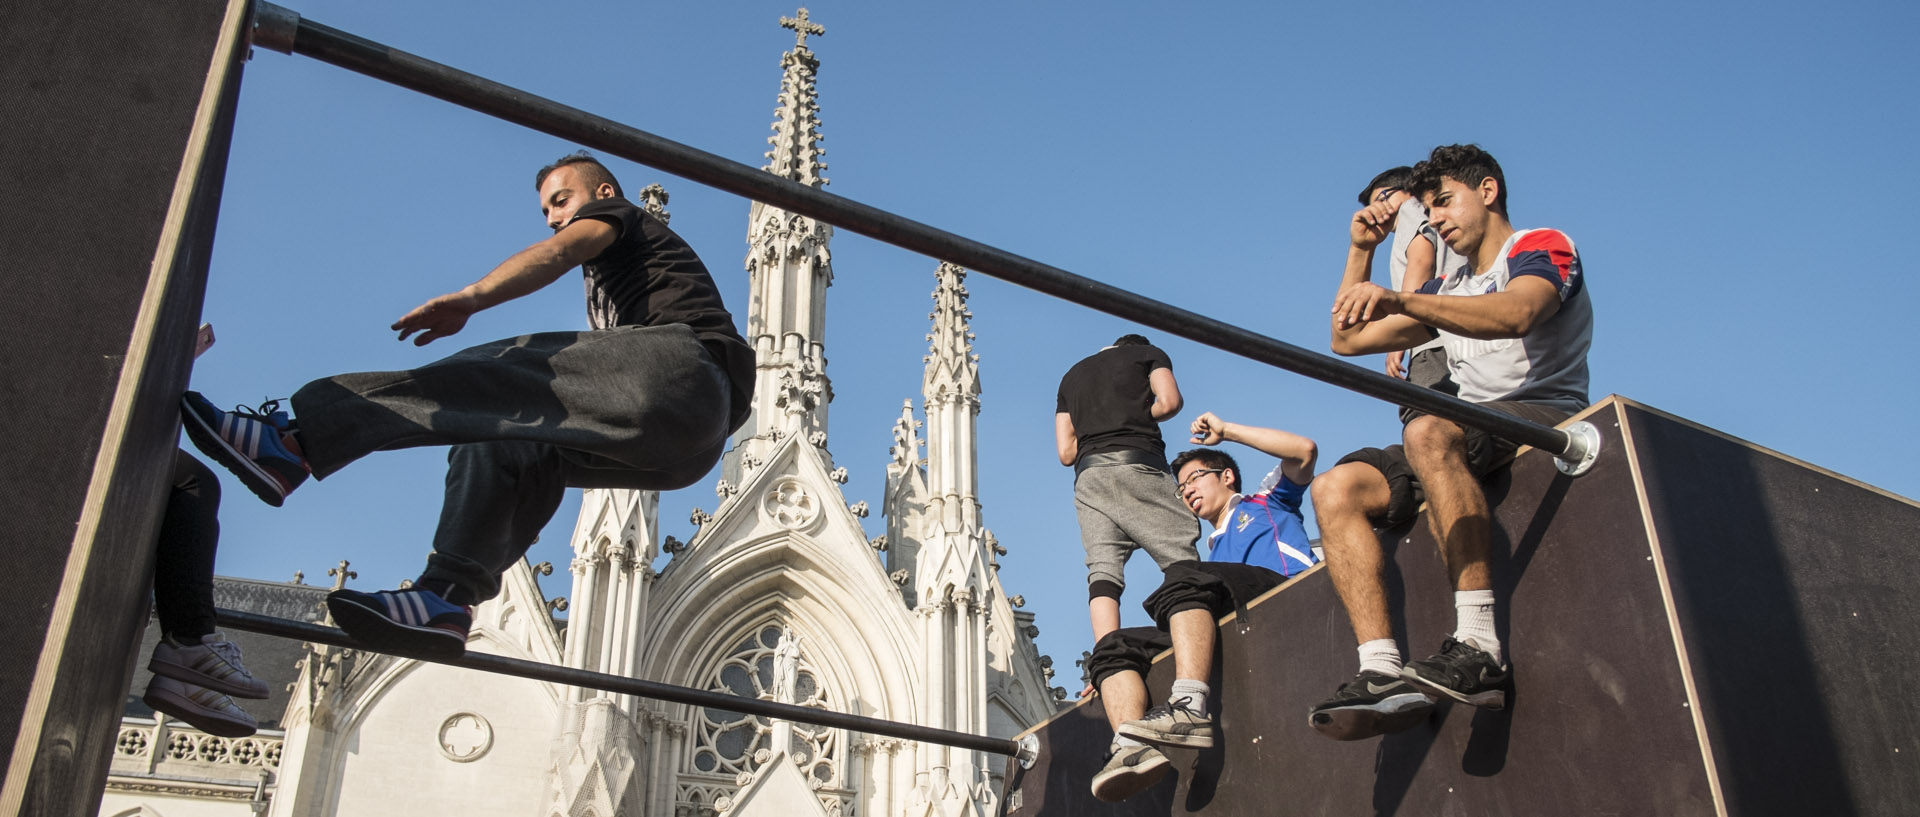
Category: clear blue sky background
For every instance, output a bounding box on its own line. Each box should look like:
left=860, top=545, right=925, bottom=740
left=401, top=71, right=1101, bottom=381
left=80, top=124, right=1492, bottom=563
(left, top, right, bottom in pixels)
left=192, top=0, right=1919, bottom=692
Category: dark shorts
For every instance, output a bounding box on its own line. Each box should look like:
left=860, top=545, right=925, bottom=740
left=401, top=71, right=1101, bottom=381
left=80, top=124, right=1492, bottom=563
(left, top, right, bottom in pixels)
left=1336, top=400, right=1573, bottom=530
left=1083, top=561, right=1285, bottom=687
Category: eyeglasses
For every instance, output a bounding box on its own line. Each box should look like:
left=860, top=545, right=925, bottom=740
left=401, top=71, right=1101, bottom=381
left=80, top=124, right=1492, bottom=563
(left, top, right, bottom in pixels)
left=1175, top=468, right=1224, bottom=492
left=1373, top=187, right=1401, bottom=204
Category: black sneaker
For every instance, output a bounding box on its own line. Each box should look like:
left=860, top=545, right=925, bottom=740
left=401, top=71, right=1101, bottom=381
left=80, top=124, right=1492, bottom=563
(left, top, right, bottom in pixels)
left=1307, top=671, right=1436, bottom=741
left=1117, top=696, right=1215, bottom=749
left=326, top=586, right=472, bottom=659
left=180, top=391, right=309, bottom=507
left=1400, top=636, right=1509, bottom=709
left=1090, top=743, right=1171, bottom=802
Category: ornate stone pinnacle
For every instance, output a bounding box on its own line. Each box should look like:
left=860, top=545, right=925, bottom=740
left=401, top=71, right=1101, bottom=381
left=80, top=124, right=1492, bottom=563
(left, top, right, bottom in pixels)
left=780, top=7, right=825, bottom=50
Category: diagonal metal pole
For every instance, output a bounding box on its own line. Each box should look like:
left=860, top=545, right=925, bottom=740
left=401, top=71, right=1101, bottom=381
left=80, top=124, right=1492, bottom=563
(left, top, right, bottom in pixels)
left=216, top=608, right=1025, bottom=758
left=247, top=4, right=1595, bottom=465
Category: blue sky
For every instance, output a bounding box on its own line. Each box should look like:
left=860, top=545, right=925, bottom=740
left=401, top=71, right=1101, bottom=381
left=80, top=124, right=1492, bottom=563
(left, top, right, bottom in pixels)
left=193, top=0, right=1919, bottom=692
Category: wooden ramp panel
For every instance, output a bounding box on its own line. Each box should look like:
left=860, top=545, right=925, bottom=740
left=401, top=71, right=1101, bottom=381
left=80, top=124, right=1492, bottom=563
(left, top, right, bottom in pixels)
left=1008, top=397, right=1919, bottom=816
left=0, top=1, right=249, bottom=814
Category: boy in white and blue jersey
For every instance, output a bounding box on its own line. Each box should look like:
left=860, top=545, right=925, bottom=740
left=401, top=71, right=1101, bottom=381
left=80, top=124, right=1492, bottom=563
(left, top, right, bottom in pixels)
left=1084, top=413, right=1317, bottom=802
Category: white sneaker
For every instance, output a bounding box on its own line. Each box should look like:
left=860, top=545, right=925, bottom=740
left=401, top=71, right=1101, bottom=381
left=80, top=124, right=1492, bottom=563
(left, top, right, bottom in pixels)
left=143, top=675, right=258, bottom=738
left=149, top=632, right=270, bottom=699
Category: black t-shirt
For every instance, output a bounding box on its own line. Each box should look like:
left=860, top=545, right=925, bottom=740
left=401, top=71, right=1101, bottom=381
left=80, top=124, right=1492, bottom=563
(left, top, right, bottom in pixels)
left=1055, top=344, right=1172, bottom=463
left=570, top=197, right=755, bottom=428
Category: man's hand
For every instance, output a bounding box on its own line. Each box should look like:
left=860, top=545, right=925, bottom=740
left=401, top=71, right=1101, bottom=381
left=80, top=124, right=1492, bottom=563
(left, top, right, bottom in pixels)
left=1332, top=281, right=1407, bottom=330
left=1190, top=411, right=1230, bottom=445
left=1349, top=200, right=1397, bottom=250
left=392, top=290, right=481, bottom=346
left=1386, top=349, right=1407, bottom=379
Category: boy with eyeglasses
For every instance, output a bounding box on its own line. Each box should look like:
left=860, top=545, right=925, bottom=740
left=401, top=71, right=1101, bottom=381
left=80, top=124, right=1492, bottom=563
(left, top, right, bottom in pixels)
left=1086, top=412, right=1317, bottom=801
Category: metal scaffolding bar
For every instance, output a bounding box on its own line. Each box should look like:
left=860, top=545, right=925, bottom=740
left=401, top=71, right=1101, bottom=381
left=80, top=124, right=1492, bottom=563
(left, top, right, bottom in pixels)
left=215, top=608, right=1026, bottom=758
left=248, top=3, right=1594, bottom=463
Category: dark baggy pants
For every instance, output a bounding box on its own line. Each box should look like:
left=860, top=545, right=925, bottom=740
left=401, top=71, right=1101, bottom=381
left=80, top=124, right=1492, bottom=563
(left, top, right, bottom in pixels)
left=155, top=451, right=221, bottom=640
left=1083, top=560, right=1285, bottom=687
left=289, top=324, right=735, bottom=603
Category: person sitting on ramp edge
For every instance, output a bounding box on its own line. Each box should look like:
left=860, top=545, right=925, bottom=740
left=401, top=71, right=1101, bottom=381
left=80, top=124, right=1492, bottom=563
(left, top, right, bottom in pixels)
left=1307, top=143, right=1592, bottom=740
left=1087, top=412, right=1317, bottom=801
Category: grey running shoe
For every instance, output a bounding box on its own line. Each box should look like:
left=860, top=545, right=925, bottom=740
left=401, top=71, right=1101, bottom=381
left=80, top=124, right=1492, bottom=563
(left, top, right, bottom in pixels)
left=1308, top=671, right=1436, bottom=741
left=143, top=675, right=258, bottom=738
left=1400, top=636, right=1510, bottom=709
left=149, top=632, right=270, bottom=699
left=1090, top=743, right=1171, bottom=802
left=1117, top=696, right=1215, bottom=749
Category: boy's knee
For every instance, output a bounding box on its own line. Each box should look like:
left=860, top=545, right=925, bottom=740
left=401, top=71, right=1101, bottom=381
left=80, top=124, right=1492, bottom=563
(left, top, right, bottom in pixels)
left=1402, top=415, right=1465, bottom=462
left=1312, top=462, right=1379, bottom=516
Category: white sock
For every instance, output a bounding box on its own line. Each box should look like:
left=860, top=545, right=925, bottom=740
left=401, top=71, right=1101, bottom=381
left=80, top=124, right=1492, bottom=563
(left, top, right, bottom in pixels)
left=1114, top=734, right=1145, bottom=749
left=1169, top=679, right=1209, bottom=714
left=1358, top=639, right=1402, bottom=676
left=1454, top=589, right=1502, bottom=664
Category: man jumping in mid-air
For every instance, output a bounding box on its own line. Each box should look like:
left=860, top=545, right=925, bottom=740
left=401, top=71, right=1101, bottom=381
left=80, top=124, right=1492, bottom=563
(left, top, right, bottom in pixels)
left=183, top=152, right=754, bottom=658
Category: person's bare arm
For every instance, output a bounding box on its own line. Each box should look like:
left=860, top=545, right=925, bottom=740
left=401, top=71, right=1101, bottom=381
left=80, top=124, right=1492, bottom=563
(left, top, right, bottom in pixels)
left=1334, top=276, right=1562, bottom=342
left=1332, top=201, right=1434, bottom=356
left=392, top=217, right=617, bottom=346
left=1386, top=234, right=1441, bottom=378
left=1055, top=412, right=1079, bottom=466
left=1189, top=412, right=1318, bottom=485
left=1148, top=367, right=1183, bottom=421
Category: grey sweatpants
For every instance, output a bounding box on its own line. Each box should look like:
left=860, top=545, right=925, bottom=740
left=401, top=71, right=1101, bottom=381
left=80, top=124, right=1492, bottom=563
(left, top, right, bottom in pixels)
left=290, top=324, right=734, bottom=602
left=1073, top=456, right=1201, bottom=597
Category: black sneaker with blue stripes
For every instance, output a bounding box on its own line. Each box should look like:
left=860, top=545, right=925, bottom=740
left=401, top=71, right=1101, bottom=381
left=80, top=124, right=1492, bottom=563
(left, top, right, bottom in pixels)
left=326, top=586, right=472, bottom=659
left=180, top=391, right=309, bottom=507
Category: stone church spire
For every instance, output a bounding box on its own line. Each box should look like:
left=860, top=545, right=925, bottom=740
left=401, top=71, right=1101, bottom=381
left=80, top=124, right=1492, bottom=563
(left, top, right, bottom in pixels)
left=729, top=8, right=835, bottom=477
left=921, top=262, right=983, bottom=539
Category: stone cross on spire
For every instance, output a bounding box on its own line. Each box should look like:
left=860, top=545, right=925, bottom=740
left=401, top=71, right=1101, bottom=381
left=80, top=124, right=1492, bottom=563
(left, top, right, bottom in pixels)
left=327, top=560, right=357, bottom=592
left=780, top=7, right=825, bottom=50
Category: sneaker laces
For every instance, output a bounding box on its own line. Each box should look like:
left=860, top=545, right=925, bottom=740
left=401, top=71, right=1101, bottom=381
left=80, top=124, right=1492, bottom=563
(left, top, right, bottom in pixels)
left=1416, top=638, right=1484, bottom=685
left=228, top=398, right=288, bottom=425
left=206, top=639, right=251, bottom=673
left=1146, top=696, right=1200, bottom=719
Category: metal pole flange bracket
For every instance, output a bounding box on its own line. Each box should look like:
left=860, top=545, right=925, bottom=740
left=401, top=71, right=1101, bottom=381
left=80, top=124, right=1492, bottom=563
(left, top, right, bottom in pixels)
left=1016, top=734, right=1040, bottom=769
left=1554, top=421, right=1602, bottom=477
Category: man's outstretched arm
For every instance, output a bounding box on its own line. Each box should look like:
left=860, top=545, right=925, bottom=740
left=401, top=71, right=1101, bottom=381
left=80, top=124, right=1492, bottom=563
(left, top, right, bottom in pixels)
left=392, top=217, right=617, bottom=346
left=1189, top=412, right=1318, bottom=486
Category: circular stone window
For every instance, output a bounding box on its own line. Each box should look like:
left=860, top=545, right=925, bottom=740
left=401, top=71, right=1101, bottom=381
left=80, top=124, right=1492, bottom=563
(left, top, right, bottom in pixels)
left=438, top=712, right=494, bottom=763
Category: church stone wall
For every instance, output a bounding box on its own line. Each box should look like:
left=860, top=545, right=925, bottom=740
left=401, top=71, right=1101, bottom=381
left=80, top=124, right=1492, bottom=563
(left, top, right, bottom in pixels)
left=330, top=659, right=557, bottom=816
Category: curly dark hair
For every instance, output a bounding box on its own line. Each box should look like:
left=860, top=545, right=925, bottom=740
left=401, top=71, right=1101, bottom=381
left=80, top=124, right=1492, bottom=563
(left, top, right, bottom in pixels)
left=535, top=150, right=624, bottom=198
left=1408, top=144, right=1507, bottom=217
left=1113, top=334, right=1151, bottom=347
left=1358, top=165, right=1414, bottom=206
left=1169, top=448, right=1244, bottom=493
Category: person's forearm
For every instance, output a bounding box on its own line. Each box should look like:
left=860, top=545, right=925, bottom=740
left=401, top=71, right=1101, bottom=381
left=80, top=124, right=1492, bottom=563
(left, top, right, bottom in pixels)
left=1330, top=246, right=1377, bottom=348
left=461, top=242, right=576, bottom=310
left=1219, top=421, right=1317, bottom=467
left=1149, top=394, right=1182, bottom=421
left=1400, top=290, right=1549, bottom=340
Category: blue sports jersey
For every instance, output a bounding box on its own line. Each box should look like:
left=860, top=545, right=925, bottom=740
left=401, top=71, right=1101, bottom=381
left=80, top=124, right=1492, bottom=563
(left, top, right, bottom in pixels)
left=1205, top=471, right=1317, bottom=576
